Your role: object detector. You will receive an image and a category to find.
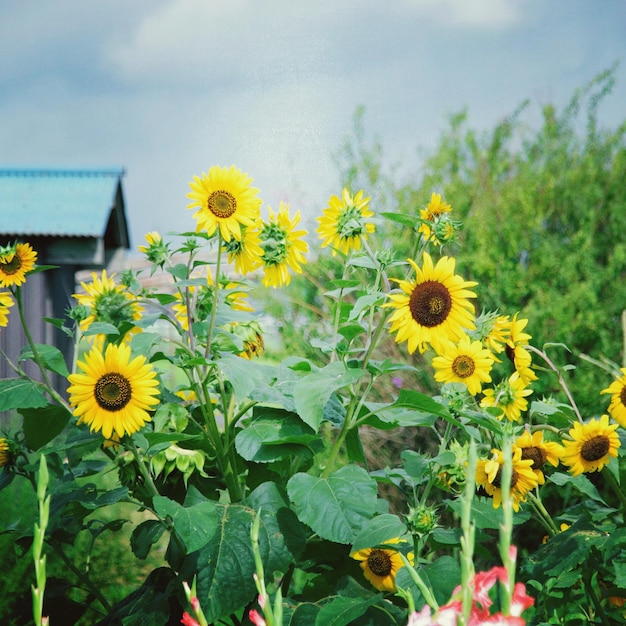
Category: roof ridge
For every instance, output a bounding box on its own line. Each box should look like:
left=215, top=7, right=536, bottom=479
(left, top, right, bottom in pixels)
left=0, top=167, right=125, bottom=177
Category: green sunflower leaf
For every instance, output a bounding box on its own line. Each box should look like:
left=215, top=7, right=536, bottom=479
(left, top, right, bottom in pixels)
left=19, top=344, right=69, bottom=377
left=235, top=409, right=322, bottom=463
left=314, top=593, right=381, bottom=626
left=153, top=496, right=218, bottom=554
left=20, top=404, right=72, bottom=449
left=287, top=465, right=378, bottom=544
left=283, top=603, right=321, bottom=625
left=0, top=378, right=48, bottom=411
left=380, top=212, right=419, bottom=228
left=130, top=520, right=166, bottom=560
left=293, top=361, right=363, bottom=432
left=351, top=514, right=409, bottom=552
left=179, top=500, right=297, bottom=623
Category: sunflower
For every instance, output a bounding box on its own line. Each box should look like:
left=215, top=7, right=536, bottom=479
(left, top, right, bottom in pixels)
left=476, top=447, right=539, bottom=512
left=480, top=372, right=533, bottom=422
left=317, top=188, right=375, bottom=256
left=515, top=430, right=562, bottom=484
left=67, top=343, right=160, bottom=439
left=386, top=253, right=477, bottom=354
left=504, top=313, right=537, bottom=384
left=0, top=242, right=37, bottom=288
left=350, top=538, right=411, bottom=592
left=223, top=320, right=265, bottom=359
left=0, top=438, right=11, bottom=467
left=260, top=202, right=308, bottom=288
left=560, top=415, right=620, bottom=477
left=601, top=368, right=626, bottom=427
left=138, top=231, right=169, bottom=268
left=73, top=270, right=143, bottom=344
left=418, top=192, right=453, bottom=243
left=472, top=311, right=511, bottom=360
left=0, top=291, right=14, bottom=327
left=223, top=224, right=264, bottom=275
left=432, top=336, right=494, bottom=396
left=187, top=165, right=262, bottom=242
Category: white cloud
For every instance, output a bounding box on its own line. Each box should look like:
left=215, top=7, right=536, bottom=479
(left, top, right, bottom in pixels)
left=396, top=0, right=524, bottom=29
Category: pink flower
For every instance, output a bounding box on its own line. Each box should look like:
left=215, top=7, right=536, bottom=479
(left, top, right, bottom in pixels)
left=405, top=555, right=534, bottom=626
left=181, top=612, right=200, bottom=626
left=249, top=609, right=267, bottom=626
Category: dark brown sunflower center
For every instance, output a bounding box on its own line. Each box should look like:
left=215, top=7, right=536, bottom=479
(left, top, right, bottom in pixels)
left=580, top=435, right=610, bottom=462
left=95, top=373, right=132, bottom=411
left=367, top=549, right=392, bottom=577
left=492, top=467, right=519, bottom=489
left=207, top=190, right=237, bottom=218
left=520, top=445, right=547, bottom=469
left=0, top=254, right=21, bottom=275
left=505, top=343, right=516, bottom=365
left=451, top=355, right=475, bottom=379
left=408, top=281, right=452, bottom=327
left=620, top=386, right=626, bottom=407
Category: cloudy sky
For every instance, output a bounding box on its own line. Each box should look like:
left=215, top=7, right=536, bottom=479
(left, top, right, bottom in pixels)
left=1, top=0, right=625, bottom=251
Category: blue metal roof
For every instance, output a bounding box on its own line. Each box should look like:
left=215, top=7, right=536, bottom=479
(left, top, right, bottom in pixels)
left=0, top=167, right=126, bottom=237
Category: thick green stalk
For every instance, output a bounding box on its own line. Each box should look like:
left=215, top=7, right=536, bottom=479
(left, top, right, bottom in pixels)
left=459, top=440, right=477, bottom=626
left=15, top=287, right=67, bottom=408
left=32, top=455, right=50, bottom=626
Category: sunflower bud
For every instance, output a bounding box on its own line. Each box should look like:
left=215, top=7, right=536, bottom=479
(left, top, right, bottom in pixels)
left=151, top=444, right=208, bottom=486
left=406, top=503, right=439, bottom=536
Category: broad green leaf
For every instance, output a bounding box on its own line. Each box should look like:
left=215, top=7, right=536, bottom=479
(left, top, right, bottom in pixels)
left=246, top=481, right=307, bottom=573
left=0, top=378, right=48, bottom=411
left=294, top=362, right=362, bottom=432
left=380, top=212, right=418, bottom=227
left=95, top=567, right=174, bottom=625
left=314, top=594, right=380, bottom=626
left=338, top=323, right=366, bottom=342
left=153, top=496, right=218, bottom=553
left=446, top=497, right=531, bottom=529
left=131, top=520, right=166, bottom=560
left=82, top=321, right=120, bottom=336
left=21, top=404, right=72, bottom=450
left=179, top=502, right=292, bottom=623
left=351, top=514, right=408, bottom=552
left=235, top=409, right=321, bottom=463
left=401, top=451, right=431, bottom=482
left=391, top=389, right=456, bottom=422
left=216, top=353, right=275, bottom=400
left=130, top=332, right=163, bottom=356
left=548, top=472, right=607, bottom=504
left=396, top=555, right=461, bottom=607
left=19, top=344, right=69, bottom=377
left=363, top=402, right=437, bottom=428
left=166, top=263, right=188, bottom=280
left=348, top=294, right=384, bottom=320
left=524, top=520, right=610, bottom=580
left=287, top=465, right=377, bottom=544
left=285, top=603, right=321, bottom=625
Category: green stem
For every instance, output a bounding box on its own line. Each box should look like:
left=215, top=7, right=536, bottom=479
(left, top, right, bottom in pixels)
left=329, top=263, right=350, bottom=364
left=399, top=553, right=438, bottom=610
left=15, top=287, right=68, bottom=408
left=32, top=455, right=49, bottom=626
left=528, top=345, right=583, bottom=423
left=53, top=546, right=112, bottom=614
left=129, top=438, right=160, bottom=499
left=583, top=570, right=611, bottom=626
left=322, top=309, right=391, bottom=477
left=602, top=467, right=626, bottom=517
left=527, top=492, right=559, bottom=536
left=196, top=378, right=242, bottom=502
left=204, top=233, right=223, bottom=360
left=459, top=440, right=477, bottom=626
